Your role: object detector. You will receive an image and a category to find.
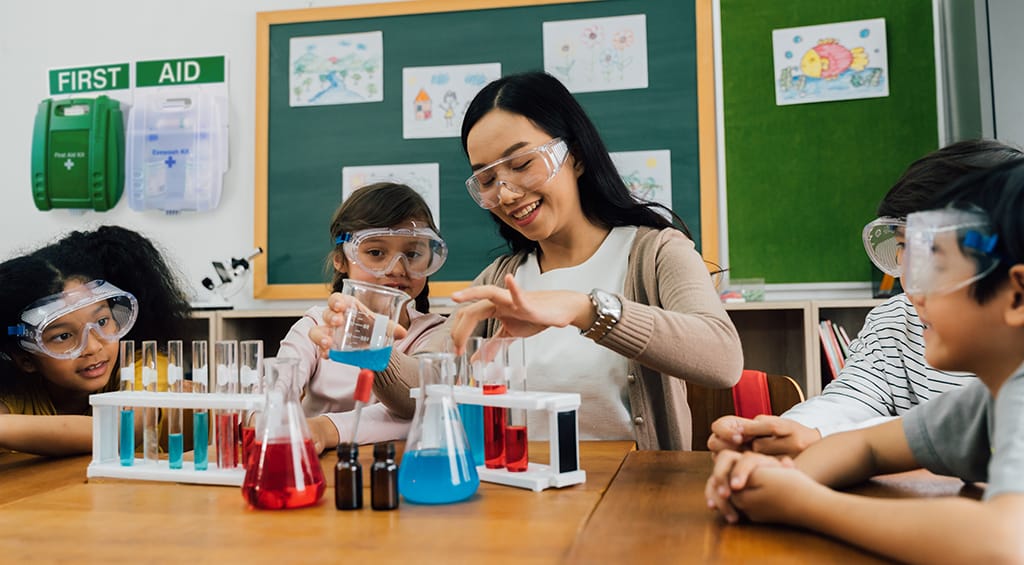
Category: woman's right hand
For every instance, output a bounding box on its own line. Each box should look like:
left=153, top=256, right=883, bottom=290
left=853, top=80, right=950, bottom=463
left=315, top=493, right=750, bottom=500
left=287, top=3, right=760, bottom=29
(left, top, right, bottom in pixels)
left=307, top=292, right=409, bottom=359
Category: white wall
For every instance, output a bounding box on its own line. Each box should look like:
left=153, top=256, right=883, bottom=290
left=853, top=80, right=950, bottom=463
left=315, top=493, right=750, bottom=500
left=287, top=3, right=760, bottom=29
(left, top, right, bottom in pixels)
left=0, top=0, right=400, bottom=310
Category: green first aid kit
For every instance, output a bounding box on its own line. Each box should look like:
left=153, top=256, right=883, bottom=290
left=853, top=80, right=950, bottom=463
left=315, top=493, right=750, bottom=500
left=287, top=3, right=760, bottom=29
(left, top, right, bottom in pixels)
left=31, top=95, right=125, bottom=211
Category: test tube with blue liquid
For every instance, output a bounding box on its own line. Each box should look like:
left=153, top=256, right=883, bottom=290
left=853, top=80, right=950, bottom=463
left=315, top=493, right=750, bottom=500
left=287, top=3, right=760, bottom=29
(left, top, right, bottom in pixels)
left=118, top=340, right=135, bottom=466
left=215, top=340, right=239, bottom=469
left=192, top=340, right=209, bottom=471
left=167, top=340, right=184, bottom=470
left=458, top=340, right=485, bottom=467
left=141, top=341, right=160, bottom=464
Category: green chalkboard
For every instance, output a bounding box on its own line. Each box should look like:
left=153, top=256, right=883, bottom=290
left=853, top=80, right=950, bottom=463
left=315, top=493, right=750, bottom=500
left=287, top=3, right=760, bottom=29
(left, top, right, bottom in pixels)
left=255, top=0, right=715, bottom=299
left=721, top=0, right=939, bottom=284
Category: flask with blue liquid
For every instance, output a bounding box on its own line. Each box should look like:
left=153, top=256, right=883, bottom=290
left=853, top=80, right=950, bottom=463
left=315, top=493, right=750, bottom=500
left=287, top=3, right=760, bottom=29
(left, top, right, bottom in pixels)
left=398, top=352, right=479, bottom=504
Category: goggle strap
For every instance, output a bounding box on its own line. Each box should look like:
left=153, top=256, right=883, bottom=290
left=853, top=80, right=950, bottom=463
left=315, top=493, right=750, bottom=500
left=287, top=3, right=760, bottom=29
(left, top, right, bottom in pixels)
left=7, top=325, right=26, bottom=337
left=335, top=233, right=353, bottom=246
left=963, top=230, right=999, bottom=255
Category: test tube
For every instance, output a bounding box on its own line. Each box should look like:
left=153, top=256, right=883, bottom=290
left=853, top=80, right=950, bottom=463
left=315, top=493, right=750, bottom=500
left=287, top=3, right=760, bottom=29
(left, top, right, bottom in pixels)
left=458, top=342, right=485, bottom=467
left=118, top=341, right=135, bottom=467
left=480, top=338, right=510, bottom=470
left=505, top=361, right=528, bottom=473
left=141, top=340, right=159, bottom=464
left=192, top=340, right=210, bottom=471
left=239, top=339, right=263, bottom=469
left=167, top=340, right=184, bottom=470
left=215, top=340, right=239, bottom=469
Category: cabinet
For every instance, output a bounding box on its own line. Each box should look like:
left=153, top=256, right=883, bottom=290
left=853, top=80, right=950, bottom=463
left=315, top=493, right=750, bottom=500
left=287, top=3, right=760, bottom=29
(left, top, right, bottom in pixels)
left=187, top=299, right=882, bottom=398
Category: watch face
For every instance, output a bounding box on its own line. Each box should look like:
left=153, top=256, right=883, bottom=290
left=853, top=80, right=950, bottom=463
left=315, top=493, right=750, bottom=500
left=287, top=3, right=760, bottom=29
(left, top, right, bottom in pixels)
left=594, top=290, right=622, bottom=317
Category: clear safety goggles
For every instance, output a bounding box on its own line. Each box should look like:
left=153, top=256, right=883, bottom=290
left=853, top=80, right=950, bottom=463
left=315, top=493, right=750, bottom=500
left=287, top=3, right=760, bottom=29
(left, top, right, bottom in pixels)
left=335, top=226, right=448, bottom=278
left=465, top=138, right=570, bottom=209
left=7, top=279, right=138, bottom=359
left=902, top=208, right=1001, bottom=296
left=862, top=217, right=907, bottom=277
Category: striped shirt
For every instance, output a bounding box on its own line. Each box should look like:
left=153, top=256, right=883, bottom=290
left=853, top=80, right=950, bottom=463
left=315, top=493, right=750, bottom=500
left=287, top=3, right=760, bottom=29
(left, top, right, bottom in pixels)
left=783, top=294, right=976, bottom=437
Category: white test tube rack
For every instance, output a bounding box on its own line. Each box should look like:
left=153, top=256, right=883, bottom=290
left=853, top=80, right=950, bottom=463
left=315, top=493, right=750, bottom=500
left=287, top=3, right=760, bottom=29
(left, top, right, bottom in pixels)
left=411, top=385, right=587, bottom=492
left=88, top=391, right=263, bottom=486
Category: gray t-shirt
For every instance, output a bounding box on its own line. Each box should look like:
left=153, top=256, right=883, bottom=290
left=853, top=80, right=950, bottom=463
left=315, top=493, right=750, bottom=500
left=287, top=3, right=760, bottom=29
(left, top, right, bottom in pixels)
left=903, top=364, right=1024, bottom=500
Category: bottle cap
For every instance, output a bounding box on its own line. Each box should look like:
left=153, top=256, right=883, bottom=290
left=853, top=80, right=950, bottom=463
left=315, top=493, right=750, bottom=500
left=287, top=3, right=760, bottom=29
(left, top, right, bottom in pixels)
left=373, top=441, right=395, bottom=459
left=337, top=442, right=359, bottom=459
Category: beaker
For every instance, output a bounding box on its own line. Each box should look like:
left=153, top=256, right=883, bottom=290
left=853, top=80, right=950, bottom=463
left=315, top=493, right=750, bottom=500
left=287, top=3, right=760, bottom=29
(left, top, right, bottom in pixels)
left=329, top=280, right=410, bottom=371
left=242, top=357, right=325, bottom=510
left=398, top=352, right=479, bottom=504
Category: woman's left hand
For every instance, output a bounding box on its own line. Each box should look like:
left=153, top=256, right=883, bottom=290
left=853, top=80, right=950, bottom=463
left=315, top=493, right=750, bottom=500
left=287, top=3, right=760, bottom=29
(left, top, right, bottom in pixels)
left=449, top=274, right=592, bottom=353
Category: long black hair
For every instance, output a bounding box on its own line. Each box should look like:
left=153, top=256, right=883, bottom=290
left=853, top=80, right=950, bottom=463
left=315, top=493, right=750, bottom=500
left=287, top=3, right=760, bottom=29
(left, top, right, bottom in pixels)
left=327, top=182, right=439, bottom=313
left=924, top=159, right=1024, bottom=304
left=460, top=71, right=691, bottom=255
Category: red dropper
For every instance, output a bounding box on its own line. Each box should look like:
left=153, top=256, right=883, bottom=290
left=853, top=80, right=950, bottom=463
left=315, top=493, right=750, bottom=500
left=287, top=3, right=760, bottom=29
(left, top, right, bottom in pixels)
left=349, top=369, right=375, bottom=443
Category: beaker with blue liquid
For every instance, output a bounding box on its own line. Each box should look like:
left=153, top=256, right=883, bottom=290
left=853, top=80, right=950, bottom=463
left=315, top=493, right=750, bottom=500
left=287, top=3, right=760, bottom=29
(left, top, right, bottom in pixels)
left=398, top=352, right=479, bottom=504
left=328, top=280, right=409, bottom=371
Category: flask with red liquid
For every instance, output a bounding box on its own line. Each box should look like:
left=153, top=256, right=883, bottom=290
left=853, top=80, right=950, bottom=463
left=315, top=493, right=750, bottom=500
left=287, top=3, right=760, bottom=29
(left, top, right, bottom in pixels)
left=242, top=357, right=325, bottom=510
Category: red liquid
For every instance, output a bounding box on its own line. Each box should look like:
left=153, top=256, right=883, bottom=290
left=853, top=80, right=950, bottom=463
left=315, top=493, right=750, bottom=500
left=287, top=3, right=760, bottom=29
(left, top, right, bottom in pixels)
left=216, top=412, right=239, bottom=469
left=242, top=439, right=326, bottom=510
left=504, top=425, right=529, bottom=472
left=240, top=426, right=256, bottom=470
left=483, top=384, right=507, bottom=469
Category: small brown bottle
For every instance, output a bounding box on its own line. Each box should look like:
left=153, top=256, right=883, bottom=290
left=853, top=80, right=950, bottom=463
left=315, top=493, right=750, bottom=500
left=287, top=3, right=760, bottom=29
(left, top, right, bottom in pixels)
left=335, top=442, right=362, bottom=510
left=371, top=442, right=399, bottom=510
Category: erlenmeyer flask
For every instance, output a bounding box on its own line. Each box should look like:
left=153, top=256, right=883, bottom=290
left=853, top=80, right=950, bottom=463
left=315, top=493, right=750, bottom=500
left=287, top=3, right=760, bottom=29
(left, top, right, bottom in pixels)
left=242, top=357, right=325, bottom=510
left=398, top=352, right=479, bottom=504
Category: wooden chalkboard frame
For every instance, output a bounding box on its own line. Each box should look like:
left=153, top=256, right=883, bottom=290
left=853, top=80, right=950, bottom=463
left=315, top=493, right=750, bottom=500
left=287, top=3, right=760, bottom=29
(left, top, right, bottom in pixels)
left=254, top=0, right=718, bottom=299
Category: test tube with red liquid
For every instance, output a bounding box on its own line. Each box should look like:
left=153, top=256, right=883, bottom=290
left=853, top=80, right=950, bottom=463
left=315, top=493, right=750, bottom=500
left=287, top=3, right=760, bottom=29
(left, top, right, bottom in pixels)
left=482, top=357, right=507, bottom=469
left=505, top=366, right=528, bottom=473
left=215, top=340, right=239, bottom=469
left=239, top=340, right=263, bottom=469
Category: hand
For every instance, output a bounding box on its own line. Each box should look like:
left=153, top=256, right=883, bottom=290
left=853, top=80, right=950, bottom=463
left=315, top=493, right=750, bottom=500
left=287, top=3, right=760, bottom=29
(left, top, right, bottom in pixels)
left=707, top=415, right=821, bottom=457
left=307, top=292, right=409, bottom=359
left=705, top=449, right=794, bottom=523
left=728, top=466, right=825, bottom=525
left=449, top=274, right=592, bottom=353
left=307, top=415, right=340, bottom=454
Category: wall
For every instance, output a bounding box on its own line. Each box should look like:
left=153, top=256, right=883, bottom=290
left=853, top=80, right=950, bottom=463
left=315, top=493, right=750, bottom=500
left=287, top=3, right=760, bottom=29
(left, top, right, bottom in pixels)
left=0, top=0, right=397, bottom=311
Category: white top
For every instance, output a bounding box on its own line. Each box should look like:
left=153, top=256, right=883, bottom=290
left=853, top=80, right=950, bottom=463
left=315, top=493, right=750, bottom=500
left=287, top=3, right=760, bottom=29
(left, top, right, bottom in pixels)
left=515, top=226, right=637, bottom=440
left=784, top=293, right=975, bottom=436
left=277, top=301, right=446, bottom=444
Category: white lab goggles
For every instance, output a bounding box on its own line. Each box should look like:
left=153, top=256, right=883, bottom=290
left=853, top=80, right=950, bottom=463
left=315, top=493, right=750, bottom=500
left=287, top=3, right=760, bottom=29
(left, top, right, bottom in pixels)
left=862, top=217, right=906, bottom=277
left=465, top=138, right=570, bottom=209
left=902, top=208, right=1002, bottom=296
left=7, top=279, right=138, bottom=360
left=335, top=226, right=448, bottom=278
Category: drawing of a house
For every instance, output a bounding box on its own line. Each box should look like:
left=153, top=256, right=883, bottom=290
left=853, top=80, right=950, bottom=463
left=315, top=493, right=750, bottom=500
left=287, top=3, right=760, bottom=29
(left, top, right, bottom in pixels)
left=414, top=89, right=432, bottom=120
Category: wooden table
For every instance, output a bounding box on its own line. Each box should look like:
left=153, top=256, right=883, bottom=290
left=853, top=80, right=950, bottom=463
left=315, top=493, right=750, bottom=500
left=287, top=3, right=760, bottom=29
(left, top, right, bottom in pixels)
left=0, top=446, right=981, bottom=563
left=0, top=442, right=633, bottom=563
left=566, top=451, right=982, bottom=564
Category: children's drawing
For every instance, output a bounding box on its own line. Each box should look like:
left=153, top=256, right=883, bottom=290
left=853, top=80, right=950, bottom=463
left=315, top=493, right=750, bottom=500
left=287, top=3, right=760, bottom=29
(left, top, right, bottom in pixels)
left=402, top=63, right=501, bottom=139
left=289, top=31, right=384, bottom=107
left=610, top=150, right=672, bottom=218
left=341, top=163, right=441, bottom=229
left=543, top=14, right=649, bottom=93
left=772, top=18, right=888, bottom=106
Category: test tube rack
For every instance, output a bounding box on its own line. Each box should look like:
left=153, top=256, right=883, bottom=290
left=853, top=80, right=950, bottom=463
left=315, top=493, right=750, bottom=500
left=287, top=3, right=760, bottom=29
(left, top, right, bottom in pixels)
left=412, top=386, right=587, bottom=492
left=88, top=391, right=263, bottom=486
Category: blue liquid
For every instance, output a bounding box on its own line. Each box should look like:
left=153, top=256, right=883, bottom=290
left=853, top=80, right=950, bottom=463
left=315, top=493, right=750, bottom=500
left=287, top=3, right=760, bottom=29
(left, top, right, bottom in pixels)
left=328, top=346, right=392, bottom=371
left=193, top=412, right=209, bottom=471
left=119, top=409, right=134, bottom=466
left=169, top=433, right=184, bottom=469
left=398, top=449, right=479, bottom=505
left=458, top=404, right=485, bottom=467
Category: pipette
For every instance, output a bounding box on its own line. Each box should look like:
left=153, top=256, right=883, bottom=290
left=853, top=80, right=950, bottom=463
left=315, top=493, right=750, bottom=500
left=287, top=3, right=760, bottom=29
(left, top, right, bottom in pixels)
left=349, top=369, right=375, bottom=444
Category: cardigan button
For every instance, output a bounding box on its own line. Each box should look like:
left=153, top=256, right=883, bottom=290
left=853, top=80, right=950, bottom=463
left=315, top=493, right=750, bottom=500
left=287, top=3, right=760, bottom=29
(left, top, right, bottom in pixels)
left=633, top=416, right=644, bottom=426
left=626, top=374, right=636, bottom=384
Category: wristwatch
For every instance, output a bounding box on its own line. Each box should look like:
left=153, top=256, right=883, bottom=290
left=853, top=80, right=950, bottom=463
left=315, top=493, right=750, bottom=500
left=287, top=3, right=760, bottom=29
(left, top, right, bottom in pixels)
left=581, top=288, right=622, bottom=341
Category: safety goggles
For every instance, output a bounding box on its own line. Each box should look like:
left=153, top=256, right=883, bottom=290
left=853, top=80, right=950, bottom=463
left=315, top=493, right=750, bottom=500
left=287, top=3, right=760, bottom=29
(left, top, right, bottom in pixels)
left=335, top=226, right=448, bottom=278
left=7, top=280, right=138, bottom=359
left=862, top=217, right=906, bottom=277
left=465, top=138, right=570, bottom=209
left=902, top=208, right=1001, bottom=296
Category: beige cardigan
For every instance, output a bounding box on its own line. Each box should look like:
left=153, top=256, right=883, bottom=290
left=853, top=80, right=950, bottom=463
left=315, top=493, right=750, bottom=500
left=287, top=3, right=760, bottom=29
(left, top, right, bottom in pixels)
left=376, top=226, right=744, bottom=450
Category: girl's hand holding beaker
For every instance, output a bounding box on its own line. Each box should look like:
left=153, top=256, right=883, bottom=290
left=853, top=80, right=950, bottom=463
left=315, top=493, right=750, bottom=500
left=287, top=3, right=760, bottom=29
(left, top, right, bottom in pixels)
left=327, top=280, right=410, bottom=371
left=309, top=290, right=410, bottom=360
